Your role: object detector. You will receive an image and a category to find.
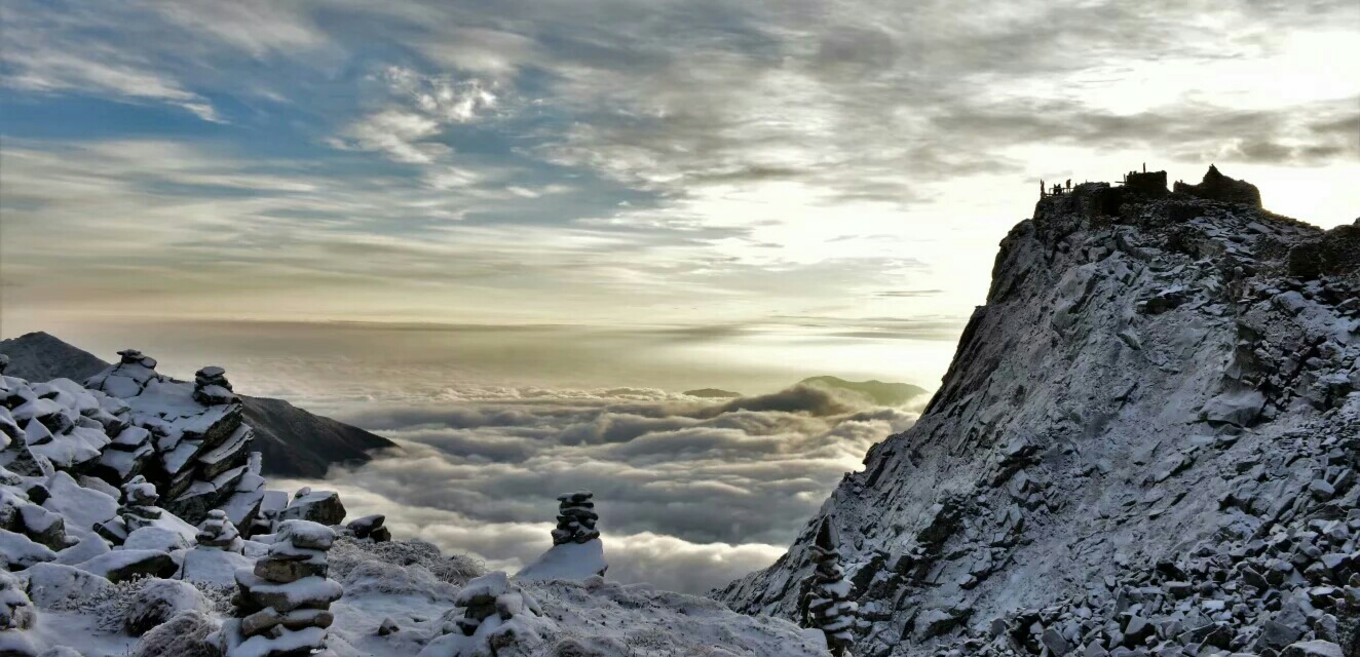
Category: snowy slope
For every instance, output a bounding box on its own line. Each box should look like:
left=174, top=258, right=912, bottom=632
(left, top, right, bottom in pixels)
left=717, top=171, right=1360, bottom=656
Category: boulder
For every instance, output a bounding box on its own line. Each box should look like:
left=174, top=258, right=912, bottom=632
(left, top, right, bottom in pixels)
left=124, top=579, right=211, bottom=636
left=278, top=490, right=345, bottom=527
left=77, top=549, right=177, bottom=583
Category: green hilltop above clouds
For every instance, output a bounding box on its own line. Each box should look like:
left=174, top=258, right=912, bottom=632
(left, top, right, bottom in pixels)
left=798, top=375, right=928, bottom=407
left=685, top=377, right=929, bottom=407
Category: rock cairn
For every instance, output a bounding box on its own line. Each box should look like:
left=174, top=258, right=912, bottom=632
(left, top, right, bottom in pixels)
left=117, top=348, right=158, bottom=370
left=192, top=366, right=236, bottom=406
left=0, top=571, right=38, bottom=656
left=803, top=520, right=857, bottom=657
left=418, top=571, right=547, bottom=657
left=551, top=491, right=599, bottom=545
left=96, top=475, right=162, bottom=544
left=221, top=519, right=341, bottom=657
left=195, top=509, right=242, bottom=551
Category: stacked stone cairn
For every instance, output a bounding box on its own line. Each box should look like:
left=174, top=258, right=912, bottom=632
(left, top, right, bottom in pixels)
left=0, top=571, right=38, bottom=657
left=803, top=519, right=858, bottom=657
left=550, top=491, right=599, bottom=545
left=220, top=519, right=342, bottom=657
left=196, top=509, right=242, bottom=552
left=95, top=475, right=163, bottom=544
left=192, top=366, right=237, bottom=406
left=85, top=352, right=259, bottom=525
left=117, top=348, right=158, bottom=371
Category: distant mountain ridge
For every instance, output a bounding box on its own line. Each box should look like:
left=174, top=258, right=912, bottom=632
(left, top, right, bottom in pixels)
left=0, top=331, right=394, bottom=477
left=799, top=376, right=928, bottom=407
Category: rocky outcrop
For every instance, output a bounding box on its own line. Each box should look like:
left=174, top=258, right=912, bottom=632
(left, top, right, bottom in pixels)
left=85, top=352, right=260, bottom=524
left=718, top=169, right=1359, bottom=657
left=1174, top=164, right=1263, bottom=207
left=0, top=334, right=106, bottom=385
left=239, top=395, right=395, bottom=478
left=1289, top=220, right=1360, bottom=282
left=0, top=333, right=396, bottom=479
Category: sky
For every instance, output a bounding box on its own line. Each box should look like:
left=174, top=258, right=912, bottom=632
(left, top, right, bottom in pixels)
left=1, top=0, right=1358, bottom=593
left=2, top=0, right=1357, bottom=383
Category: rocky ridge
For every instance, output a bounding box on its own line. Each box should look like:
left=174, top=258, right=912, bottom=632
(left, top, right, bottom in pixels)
left=717, top=168, right=1360, bottom=657
left=0, top=333, right=396, bottom=478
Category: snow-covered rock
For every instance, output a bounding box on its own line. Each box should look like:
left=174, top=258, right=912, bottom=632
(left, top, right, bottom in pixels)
left=418, top=571, right=550, bottom=657
left=278, top=487, right=345, bottom=526
left=77, top=549, right=178, bottom=583
left=516, top=540, right=607, bottom=583
left=0, top=571, right=38, bottom=656
left=123, top=579, right=211, bottom=636
left=343, top=514, right=390, bottom=542
left=21, top=563, right=113, bottom=610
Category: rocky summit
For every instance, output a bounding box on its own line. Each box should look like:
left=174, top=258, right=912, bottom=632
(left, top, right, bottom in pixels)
left=717, top=168, right=1360, bottom=657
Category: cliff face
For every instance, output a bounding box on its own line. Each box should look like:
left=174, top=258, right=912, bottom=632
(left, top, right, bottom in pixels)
left=718, top=173, right=1360, bottom=656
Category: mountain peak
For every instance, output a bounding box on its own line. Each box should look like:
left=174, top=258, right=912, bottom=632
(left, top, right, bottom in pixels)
left=719, top=167, right=1360, bottom=655
left=0, top=331, right=110, bottom=383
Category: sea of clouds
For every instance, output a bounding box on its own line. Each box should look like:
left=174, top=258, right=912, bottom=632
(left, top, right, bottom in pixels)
left=277, top=381, right=920, bottom=594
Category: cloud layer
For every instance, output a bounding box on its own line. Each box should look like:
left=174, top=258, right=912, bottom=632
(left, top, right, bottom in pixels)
left=277, top=381, right=918, bottom=594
